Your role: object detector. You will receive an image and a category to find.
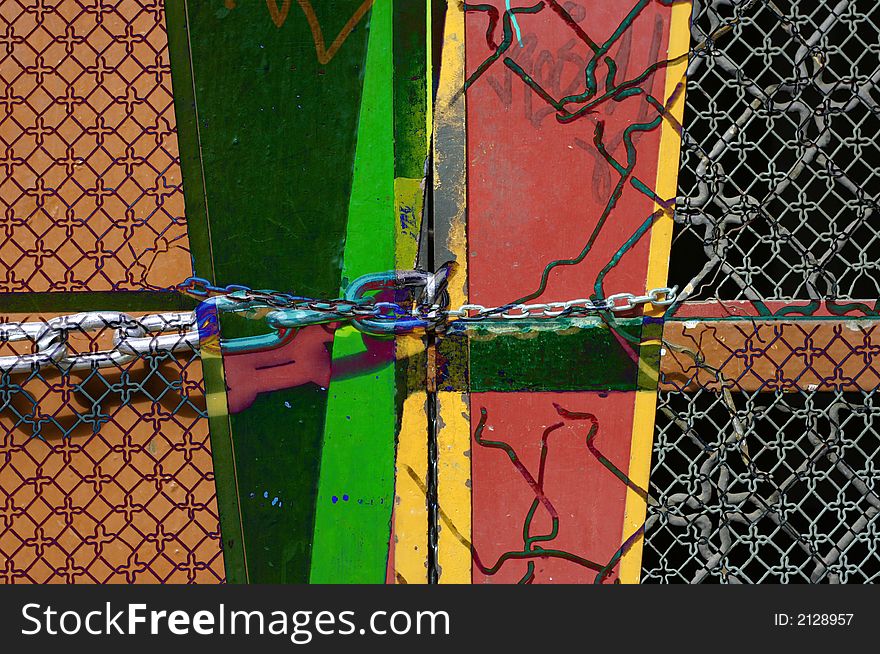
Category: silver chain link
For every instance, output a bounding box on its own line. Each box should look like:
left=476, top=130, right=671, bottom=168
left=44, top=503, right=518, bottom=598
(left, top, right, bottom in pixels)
left=0, top=311, right=199, bottom=373
left=446, top=286, right=678, bottom=320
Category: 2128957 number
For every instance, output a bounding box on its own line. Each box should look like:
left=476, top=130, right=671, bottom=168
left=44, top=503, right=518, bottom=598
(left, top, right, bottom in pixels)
left=773, top=614, right=854, bottom=627
left=797, top=614, right=853, bottom=626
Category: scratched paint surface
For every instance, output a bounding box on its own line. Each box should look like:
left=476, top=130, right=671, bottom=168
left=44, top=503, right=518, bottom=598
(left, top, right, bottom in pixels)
left=465, top=1, right=672, bottom=306
left=464, top=1, right=675, bottom=583
left=471, top=392, right=636, bottom=583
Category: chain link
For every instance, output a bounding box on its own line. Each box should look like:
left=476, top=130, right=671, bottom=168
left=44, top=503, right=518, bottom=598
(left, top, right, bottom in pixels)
left=0, top=311, right=199, bottom=373
left=445, top=286, right=677, bottom=320
left=0, top=272, right=677, bottom=372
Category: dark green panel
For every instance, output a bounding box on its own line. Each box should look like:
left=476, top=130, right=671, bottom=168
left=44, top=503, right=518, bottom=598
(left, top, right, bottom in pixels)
left=232, top=384, right=328, bottom=583
left=393, top=2, right=428, bottom=179
left=172, top=1, right=371, bottom=296
left=0, top=291, right=197, bottom=313
left=438, top=318, right=658, bottom=392
left=436, top=329, right=469, bottom=391
left=166, top=3, right=375, bottom=583
left=637, top=317, right=665, bottom=390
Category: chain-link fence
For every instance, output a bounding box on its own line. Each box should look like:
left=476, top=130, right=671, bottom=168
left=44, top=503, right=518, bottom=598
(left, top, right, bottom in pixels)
left=0, top=0, right=192, bottom=292
left=0, top=312, right=224, bottom=583
left=668, top=0, right=879, bottom=303
left=645, top=389, right=879, bottom=583
left=0, top=0, right=224, bottom=584
left=644, top=0, right=880, bottom=583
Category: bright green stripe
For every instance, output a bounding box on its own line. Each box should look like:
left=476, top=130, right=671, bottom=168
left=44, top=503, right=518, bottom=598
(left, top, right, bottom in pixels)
left=309, top=1, right=396, bottom=583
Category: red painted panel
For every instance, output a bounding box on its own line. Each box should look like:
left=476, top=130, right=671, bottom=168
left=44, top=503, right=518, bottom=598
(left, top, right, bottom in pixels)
left=465, top=2, right=675, bottom=583
left=471, top=392, right=635, bottom=584
left=466, top=1, right=672, bottom=306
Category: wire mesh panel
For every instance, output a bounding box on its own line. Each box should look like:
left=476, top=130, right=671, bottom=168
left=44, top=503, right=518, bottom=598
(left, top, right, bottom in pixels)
left=644, top=0, right=880, bottom=583
left=644, top=389, right=879, bottom=583
left=667, top=0, right=880, bottom=302
left=0, top=312, right=224, bottom=583
left=0, top=0, right=191, bottom=292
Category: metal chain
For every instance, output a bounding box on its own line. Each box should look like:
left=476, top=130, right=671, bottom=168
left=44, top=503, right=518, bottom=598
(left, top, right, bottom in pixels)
left=188, top=273, right=677, bottom=321
left=447, top=287, right=678, bottom=320
left=0, top=311, right=198, bottom=373
left=1, top=271, right=677, bottom=372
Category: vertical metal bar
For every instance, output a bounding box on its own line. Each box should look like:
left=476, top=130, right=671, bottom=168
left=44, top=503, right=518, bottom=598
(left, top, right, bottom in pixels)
left=425, top=147, right=440, bottom=584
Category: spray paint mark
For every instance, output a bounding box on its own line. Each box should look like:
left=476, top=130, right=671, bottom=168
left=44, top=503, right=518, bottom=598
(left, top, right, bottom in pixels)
left=506, top=0, right=524, bottom=47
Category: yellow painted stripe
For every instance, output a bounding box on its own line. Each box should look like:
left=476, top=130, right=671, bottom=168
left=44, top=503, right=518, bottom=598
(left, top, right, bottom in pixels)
left=643, top=2, right=691, bottom=297
left=435, top=0, right=468, bottom=309
left=619, top=1, right=692, bottom=584
left=200, top=346, right=230, bottom=418
left=437, top=391, right=472, bottom=583
left=390, top=0, right=435, bottom=577
left=391, top=179, right=428, bottom=582
left=393, top=390, right=430, bottom=583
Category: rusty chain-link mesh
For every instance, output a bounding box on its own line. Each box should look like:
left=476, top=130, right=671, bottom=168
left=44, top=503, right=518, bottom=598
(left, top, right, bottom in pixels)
left=0, top=0, right=222, bottom=584
left=0, top=313, right=224, bottom=583
left=658, top=320, right=880, bottom=393
left=0, top=0, right=191, bottom=292
left=644, top=0, right=880, bottom=583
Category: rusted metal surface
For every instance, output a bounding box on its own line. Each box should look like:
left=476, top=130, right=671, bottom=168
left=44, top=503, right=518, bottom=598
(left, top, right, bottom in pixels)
left=463, top=1, right=679, bottom=583
left=0, top=312, right=224, bottom=584
left=661, top=319, right=880, bottom=392
left=0, top=0, right=191, bottom=292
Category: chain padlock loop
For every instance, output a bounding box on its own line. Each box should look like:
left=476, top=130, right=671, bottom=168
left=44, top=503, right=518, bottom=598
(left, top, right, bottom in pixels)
left=2, top=271, right=678, bottom=370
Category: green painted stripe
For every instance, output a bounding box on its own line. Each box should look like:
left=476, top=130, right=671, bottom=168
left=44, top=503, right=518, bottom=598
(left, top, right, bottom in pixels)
left=0, top=292, right=197, bottom=313
left=164, top=0, right=214, bottom=282
left=309, top=1, right=396, bottom=584
left=167, top=1, right=373, bottom=583
left=436, top=319, right=656, bottom=392
left=199, top=353, right=248, bottom=583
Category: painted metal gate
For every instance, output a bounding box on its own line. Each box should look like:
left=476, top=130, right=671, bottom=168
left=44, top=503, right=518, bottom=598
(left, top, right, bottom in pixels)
left=0, top=0, right=877, bottom=584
